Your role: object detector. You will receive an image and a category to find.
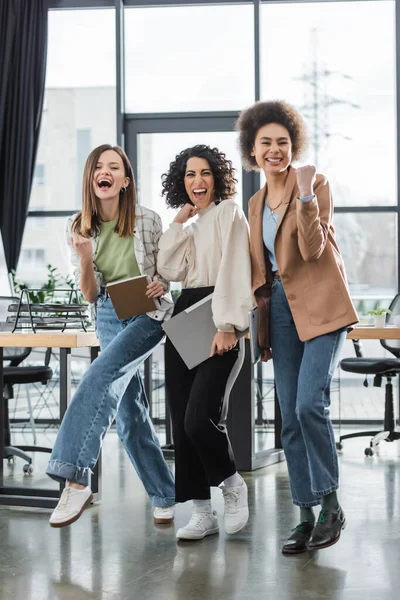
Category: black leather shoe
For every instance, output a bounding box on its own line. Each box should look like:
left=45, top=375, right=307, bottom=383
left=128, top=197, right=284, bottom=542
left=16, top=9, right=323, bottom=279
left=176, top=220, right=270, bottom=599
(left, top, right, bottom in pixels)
left=282, top=521, right=315, bottom=555
left=307, top=507, right=346, bottom=550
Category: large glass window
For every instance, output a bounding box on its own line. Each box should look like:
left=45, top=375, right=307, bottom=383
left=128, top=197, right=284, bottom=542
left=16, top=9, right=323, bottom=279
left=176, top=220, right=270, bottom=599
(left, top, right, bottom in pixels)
left=125, top=4, right=255, bottom=112
left=20, top=8, right=117, bottom=284
left=334, top=212, right=397, bottom=314
left=261, top=1, right=396, bottom=207
left=17, top=218, right=72, bottom=288
left=29, top=9, right=117, bottom=213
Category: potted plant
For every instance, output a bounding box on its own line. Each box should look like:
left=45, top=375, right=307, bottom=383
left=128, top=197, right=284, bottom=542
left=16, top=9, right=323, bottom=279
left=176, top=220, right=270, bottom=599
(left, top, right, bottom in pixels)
left=367, top=308, right=392, bottom=328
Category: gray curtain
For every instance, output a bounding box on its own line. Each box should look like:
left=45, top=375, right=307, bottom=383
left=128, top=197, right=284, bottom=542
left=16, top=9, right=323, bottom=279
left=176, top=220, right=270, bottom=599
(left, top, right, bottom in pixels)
left=0, top=0, right=48, bottom=272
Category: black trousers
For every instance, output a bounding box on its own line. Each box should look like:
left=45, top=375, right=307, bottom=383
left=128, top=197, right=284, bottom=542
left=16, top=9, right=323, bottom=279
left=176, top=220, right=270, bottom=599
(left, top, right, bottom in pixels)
left=165, top=287, right=239, bottom=502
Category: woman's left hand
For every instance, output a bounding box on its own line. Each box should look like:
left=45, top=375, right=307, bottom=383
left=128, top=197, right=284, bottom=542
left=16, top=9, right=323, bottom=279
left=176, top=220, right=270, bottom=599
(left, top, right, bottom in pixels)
left=210, top=331, right=237, bottom=357
left=296, top=165, right=317, bottom=198
left=146, top=279, right=164, bottom=298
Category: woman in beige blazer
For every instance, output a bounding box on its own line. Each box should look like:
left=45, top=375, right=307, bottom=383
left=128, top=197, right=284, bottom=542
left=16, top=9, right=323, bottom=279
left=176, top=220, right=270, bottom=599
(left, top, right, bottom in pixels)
left=237, top=101, right=358, bottom=554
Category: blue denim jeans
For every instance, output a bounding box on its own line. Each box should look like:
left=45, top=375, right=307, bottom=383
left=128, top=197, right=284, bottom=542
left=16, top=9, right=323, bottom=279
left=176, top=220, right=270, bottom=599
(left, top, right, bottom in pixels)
left=270, top=277, right=346, bottom=507
left=46, top=296, right=175, bottom=508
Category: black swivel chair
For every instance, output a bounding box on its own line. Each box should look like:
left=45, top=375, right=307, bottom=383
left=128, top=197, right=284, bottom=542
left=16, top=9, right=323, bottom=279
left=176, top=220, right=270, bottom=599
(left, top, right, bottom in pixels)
left=339, top=293, right=400, bottom=456
left=1, top=296, right=53, bottom=473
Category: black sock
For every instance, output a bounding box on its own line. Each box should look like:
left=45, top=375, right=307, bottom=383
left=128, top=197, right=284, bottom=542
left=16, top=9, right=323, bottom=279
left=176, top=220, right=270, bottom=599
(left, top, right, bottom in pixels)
left=321, top=491, right=340, bottom=512
left=300, top=507, right=315, bottom=523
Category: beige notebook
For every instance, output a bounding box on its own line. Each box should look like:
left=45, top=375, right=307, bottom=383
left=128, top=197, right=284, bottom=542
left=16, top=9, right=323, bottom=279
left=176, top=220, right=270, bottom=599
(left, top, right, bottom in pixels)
left=106, top=275, right=158, bottom=319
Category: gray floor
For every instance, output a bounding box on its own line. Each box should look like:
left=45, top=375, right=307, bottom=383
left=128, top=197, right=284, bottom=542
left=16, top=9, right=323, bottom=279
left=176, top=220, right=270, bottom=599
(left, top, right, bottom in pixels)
left=0, top=431, right=399, bottom=600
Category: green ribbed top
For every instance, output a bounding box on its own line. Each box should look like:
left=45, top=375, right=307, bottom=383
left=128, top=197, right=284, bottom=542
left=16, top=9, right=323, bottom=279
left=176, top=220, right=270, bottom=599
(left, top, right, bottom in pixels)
left=95, top=218, right=140, bottom=284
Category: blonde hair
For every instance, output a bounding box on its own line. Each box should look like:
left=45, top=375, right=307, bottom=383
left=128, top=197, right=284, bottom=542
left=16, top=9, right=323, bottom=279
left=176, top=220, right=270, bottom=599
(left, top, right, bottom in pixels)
left=72, top=144, right=136, bottom=238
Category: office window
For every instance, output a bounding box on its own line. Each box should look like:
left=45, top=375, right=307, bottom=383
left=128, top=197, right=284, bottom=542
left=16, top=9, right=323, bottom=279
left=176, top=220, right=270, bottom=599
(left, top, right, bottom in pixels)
left=125, top=4, right=254, bottom=112
left=20, top=248, right=46, bottom=267
left=261, top=1, right=396, bottom=207
left=18, top=218, right=72, bottom=288
left=29, top=9, right=116, bottom=214
left=76, top=129, right=92, bottom=209
left=334, top=212, right=397, bottom=314
left=34, top=164, right=45, bottom=186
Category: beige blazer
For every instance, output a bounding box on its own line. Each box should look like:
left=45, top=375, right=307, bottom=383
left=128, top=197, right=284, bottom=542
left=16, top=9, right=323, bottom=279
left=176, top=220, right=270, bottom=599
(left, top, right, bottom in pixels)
left=249, top=166, right=358, bottom=350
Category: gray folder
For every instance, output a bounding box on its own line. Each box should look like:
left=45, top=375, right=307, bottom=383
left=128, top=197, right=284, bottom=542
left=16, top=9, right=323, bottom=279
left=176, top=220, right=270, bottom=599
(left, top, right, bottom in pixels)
left=162, top=293, right=251, bottom=370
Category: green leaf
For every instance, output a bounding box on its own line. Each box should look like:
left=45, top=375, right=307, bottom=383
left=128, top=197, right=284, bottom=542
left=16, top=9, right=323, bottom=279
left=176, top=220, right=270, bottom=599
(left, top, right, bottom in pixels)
left=367, top=308, right=392, bottom=316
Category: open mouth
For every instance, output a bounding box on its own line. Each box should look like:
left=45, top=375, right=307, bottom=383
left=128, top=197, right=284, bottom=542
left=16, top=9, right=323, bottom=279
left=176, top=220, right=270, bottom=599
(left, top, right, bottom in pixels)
left=266, top=158, right=283, bottom=165
left=97, top=179, right=112, bottom=189
left=192, top=188, right=207, bottom=201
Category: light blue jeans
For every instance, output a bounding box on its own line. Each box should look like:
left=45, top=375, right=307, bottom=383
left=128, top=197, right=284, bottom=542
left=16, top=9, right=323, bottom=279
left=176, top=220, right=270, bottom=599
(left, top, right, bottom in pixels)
left=270, top=277, right=346, bottom=507
left=46, top=295, right=175, bottom=508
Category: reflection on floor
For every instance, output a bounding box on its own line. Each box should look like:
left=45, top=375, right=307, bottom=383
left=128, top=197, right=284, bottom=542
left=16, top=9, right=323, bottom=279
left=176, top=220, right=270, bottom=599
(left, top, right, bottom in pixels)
left=0, top=431, right=399, bottom=600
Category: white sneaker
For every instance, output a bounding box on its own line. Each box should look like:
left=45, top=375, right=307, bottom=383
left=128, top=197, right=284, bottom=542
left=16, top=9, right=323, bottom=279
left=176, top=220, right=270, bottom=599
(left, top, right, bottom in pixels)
left=154, top=505, right=175, bottom=524
left=49, top=483, right=93, bottom=528
left=221, top=478, right=249, bottom=535
left=176, top=509, right=219, bottom=541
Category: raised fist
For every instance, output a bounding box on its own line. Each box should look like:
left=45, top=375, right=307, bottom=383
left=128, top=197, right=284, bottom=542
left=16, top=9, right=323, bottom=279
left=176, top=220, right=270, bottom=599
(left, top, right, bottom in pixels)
left=296, top=165, right=317, bottom=198
left=173, top=203, right=198, bottom=225
left=71, top=233, right=92, bottom=261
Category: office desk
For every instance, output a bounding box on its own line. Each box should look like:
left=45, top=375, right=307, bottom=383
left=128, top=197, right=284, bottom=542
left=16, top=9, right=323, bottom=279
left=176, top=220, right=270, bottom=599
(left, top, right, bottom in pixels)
left=348, top=327, right=400, bottom=339
left=0, top=330, right=100, bottom=508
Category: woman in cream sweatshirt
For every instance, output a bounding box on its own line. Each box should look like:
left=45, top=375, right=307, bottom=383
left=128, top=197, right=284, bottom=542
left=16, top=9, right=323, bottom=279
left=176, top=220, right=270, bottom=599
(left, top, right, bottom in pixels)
left=158, top=144, right=254, bottom=541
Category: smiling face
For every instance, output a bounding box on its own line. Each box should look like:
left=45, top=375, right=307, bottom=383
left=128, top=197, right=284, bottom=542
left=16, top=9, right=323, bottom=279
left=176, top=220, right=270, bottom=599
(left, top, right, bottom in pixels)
left=251, top=123, right=292, bottom=177
left=93, top=149, right=130, bottom=202
left=184, top=156, right=215, bottom=210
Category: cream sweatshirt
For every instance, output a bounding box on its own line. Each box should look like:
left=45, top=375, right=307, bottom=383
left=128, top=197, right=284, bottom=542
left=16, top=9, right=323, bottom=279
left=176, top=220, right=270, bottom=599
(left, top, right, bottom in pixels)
left=157, top=200, right=254, bottom=333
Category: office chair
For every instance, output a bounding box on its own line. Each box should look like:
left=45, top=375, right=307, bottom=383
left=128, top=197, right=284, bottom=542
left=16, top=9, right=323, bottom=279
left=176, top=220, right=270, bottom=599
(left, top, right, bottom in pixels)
left=339, top=293, right=400, bottom=456
left=1, top=296, right=53, bottom=473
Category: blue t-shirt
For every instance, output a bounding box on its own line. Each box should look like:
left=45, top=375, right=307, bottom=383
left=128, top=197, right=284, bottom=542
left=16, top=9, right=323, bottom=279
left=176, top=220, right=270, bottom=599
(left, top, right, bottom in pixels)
left=261, top=195, right=315, bottom=272
left=262, top=202, right=278, bottom=272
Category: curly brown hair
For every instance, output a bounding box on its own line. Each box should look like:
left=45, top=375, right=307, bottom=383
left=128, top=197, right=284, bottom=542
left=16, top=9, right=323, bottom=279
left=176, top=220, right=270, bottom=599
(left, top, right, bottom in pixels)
left=236, top=100, right=308, bottom=171
left=161, top=145, right=237, bottom=208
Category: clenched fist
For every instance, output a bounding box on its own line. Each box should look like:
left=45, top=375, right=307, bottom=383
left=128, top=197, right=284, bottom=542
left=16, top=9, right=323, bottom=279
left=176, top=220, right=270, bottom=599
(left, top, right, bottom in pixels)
left=173, top=203, right=198, bottom=225
left=71, top=233, right=92, bottom=261
left=296, top=165, right=317, bottom=198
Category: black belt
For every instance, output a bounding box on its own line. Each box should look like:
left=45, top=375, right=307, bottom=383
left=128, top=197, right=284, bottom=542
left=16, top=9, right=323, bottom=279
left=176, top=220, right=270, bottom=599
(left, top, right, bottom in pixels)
left=181, top=286, right=215, bottom=296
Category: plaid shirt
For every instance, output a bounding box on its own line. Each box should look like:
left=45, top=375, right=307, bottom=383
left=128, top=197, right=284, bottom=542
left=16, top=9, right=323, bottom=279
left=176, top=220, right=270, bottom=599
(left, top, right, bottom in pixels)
left=66, top=205, right=174, bottom=322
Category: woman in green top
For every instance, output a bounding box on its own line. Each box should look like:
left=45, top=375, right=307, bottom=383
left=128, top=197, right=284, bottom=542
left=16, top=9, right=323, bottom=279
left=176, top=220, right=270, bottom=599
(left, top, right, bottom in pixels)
left=46, top=144, right=175, bottom=528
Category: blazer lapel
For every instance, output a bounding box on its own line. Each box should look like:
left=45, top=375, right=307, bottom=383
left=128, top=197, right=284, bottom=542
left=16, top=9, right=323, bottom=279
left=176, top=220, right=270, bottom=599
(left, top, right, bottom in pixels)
left=250, top=183, right=267, bottom=280
left=275, top=166, right=297, bottom=235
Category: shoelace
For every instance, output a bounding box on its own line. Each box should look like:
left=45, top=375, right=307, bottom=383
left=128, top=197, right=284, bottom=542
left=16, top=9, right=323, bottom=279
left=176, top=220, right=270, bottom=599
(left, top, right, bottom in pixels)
left=318, top=509, right=330, bottom=524
left=189, top=511, right=211, bottom=529
left=57, top=487, right=72, bottom=510
left=222, top=490, right=239, bottom=513
left=155, top=508, right=171, bottom=515
left=291, top=521, right=314, bottom=533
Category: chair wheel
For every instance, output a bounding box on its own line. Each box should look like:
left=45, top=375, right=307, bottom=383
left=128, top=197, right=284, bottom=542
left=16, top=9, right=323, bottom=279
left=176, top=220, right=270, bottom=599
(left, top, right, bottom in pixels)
left=23, top=464, right=33, bottom=475
left=365, top=447, right=374, bottom=457
left=7, top=456, right=14, bottom=466
left=336, top=442, right=343, bottom=451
